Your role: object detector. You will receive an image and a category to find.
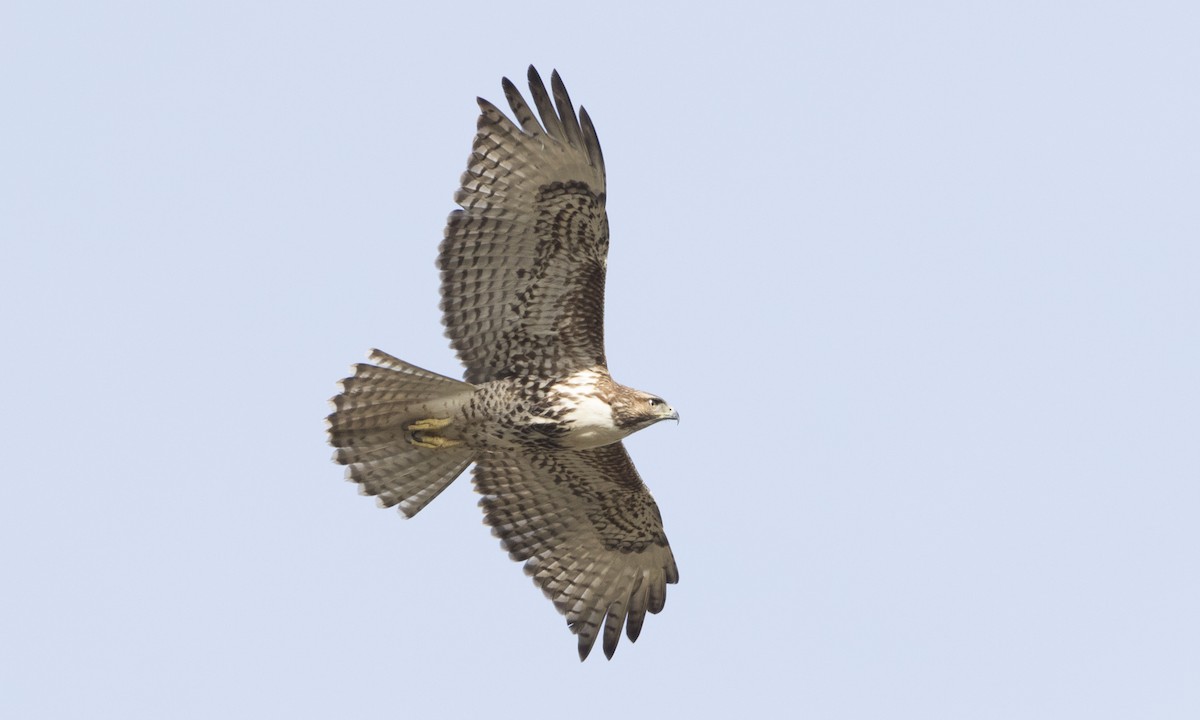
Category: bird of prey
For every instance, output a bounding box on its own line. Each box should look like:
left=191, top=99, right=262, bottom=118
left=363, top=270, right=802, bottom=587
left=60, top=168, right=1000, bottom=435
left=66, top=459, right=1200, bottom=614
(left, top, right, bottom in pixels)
left=327, top=67, right=679, bottom=660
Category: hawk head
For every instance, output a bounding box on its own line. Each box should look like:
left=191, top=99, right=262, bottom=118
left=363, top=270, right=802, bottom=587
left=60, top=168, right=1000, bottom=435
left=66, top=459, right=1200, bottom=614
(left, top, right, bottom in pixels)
left=612, top=389, right=678, bottom=432
left=550, top=370, right=678, bottom=449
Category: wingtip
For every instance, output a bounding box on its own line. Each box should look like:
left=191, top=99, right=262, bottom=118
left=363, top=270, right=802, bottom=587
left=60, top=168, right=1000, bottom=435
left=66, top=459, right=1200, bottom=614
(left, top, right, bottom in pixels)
left=626, top=621, right=643, bottom=644
left=525, top=68, right=547, bottom=103
left=475, top=95, right=500, bottom=117
left=576, top=630, right=600, bottom=661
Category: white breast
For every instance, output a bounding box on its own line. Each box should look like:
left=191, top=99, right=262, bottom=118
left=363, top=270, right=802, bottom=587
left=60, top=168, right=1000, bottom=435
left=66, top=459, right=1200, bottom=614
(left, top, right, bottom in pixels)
left=552, top=371, right=629, bottom=449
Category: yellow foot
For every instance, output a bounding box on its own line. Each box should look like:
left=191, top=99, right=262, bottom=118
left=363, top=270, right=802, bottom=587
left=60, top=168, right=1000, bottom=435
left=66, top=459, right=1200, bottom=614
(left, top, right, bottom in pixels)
left=408, top=417, right=453, bottom=432
left=407, top=417, right=461, bottom=449
left=409, top=433, right=462, bottom=449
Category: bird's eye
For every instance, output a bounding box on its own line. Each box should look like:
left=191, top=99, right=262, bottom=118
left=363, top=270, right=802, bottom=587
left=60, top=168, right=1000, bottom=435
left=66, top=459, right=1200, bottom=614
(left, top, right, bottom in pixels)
left=648, top=398, right=662, bottom=406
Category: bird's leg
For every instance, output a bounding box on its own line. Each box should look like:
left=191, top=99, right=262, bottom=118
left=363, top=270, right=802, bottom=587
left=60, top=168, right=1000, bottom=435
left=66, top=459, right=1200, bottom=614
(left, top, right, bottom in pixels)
left=409, top=434, right=461, bottom=449
left=407, top=417, right=461, bottom=449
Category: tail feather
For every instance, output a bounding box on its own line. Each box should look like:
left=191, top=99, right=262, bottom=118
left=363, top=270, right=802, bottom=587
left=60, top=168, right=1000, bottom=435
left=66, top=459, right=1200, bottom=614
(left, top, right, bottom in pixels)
left=328, top=350, right=477, bottom=518
left=348, top=447, right=474, bottom=517
left=366, top=348, right=452, bottom=377
left=335, top=350, right=473, bottom=408
left=329, top=401, right=433, bottom=431
left=337, top=369, right=457, bottom=403
left=334, top=441, right=416, bottom=465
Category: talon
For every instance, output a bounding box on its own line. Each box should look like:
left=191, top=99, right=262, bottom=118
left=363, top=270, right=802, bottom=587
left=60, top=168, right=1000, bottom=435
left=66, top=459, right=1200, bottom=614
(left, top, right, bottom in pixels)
left=406, top=418, right=461, bottom=449
left=409, top=432, right=462, bottom=449
left=408, top=417, right=453, bottom=432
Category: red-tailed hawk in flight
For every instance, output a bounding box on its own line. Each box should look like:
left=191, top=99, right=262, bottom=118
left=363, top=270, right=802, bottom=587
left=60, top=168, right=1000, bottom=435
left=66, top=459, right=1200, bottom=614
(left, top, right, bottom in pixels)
left=327, top=67, right=679, bottom=660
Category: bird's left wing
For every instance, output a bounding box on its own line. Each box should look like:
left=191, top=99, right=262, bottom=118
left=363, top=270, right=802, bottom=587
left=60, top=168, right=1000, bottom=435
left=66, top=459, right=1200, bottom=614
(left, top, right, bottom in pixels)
left=472, top=443, right=678, bottom=660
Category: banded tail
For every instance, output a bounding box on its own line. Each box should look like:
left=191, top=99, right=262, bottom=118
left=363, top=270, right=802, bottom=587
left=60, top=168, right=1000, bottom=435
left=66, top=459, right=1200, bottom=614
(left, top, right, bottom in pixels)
left=327, top=349, right=476, bottom=517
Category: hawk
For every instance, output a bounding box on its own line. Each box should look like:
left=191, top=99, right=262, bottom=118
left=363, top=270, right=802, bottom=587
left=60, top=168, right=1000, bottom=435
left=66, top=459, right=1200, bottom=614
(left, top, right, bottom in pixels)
left=327, top=67, right=679, bottom=660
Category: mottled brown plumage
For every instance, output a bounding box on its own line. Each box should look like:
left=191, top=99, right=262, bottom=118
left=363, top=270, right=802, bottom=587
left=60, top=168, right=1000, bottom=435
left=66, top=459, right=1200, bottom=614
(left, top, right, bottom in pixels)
left=327, top=67, right=678, bottom=660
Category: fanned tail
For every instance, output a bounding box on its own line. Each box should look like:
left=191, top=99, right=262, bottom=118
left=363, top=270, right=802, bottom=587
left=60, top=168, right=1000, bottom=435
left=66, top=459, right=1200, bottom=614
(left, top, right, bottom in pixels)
left=327, top=349, right=476, bottom=517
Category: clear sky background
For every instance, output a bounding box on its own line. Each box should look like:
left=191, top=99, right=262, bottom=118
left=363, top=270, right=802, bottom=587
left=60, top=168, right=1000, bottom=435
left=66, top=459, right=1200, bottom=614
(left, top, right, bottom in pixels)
left=3, top=2, right=1198, bottom=718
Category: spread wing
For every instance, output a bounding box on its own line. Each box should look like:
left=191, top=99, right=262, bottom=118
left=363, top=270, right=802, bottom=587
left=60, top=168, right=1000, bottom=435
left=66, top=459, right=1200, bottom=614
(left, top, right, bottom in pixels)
left=473, top=443, right=678, bottom=660
left=439, top=67, right=609, bottom=384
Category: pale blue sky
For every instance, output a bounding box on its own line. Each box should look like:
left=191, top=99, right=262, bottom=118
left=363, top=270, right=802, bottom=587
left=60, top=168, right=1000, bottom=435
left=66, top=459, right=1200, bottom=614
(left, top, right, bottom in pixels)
left=3, top=2, right=1198, bottom=718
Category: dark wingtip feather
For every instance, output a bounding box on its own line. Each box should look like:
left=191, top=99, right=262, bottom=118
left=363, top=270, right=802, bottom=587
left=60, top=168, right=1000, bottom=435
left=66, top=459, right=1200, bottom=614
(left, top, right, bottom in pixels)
left=474, top=97, right=507, bottom=127
left=525, top=66, right=565, bottom=141
left=577, top=635, right=594, bottom=662
left=578, top=106, right=605, bottom=175
left=501, top=75, right=541, bottom=135
left=626, top=578, right=649, bottom=643
left=474, top=96, right=494, bottom=122
left=601, top=601, right=626, bottom=659
left=549, top=69, right=583, bottom=149
left=602, top=625, right=621, bottom=660
left=626, top=616, right=644, bottom=643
